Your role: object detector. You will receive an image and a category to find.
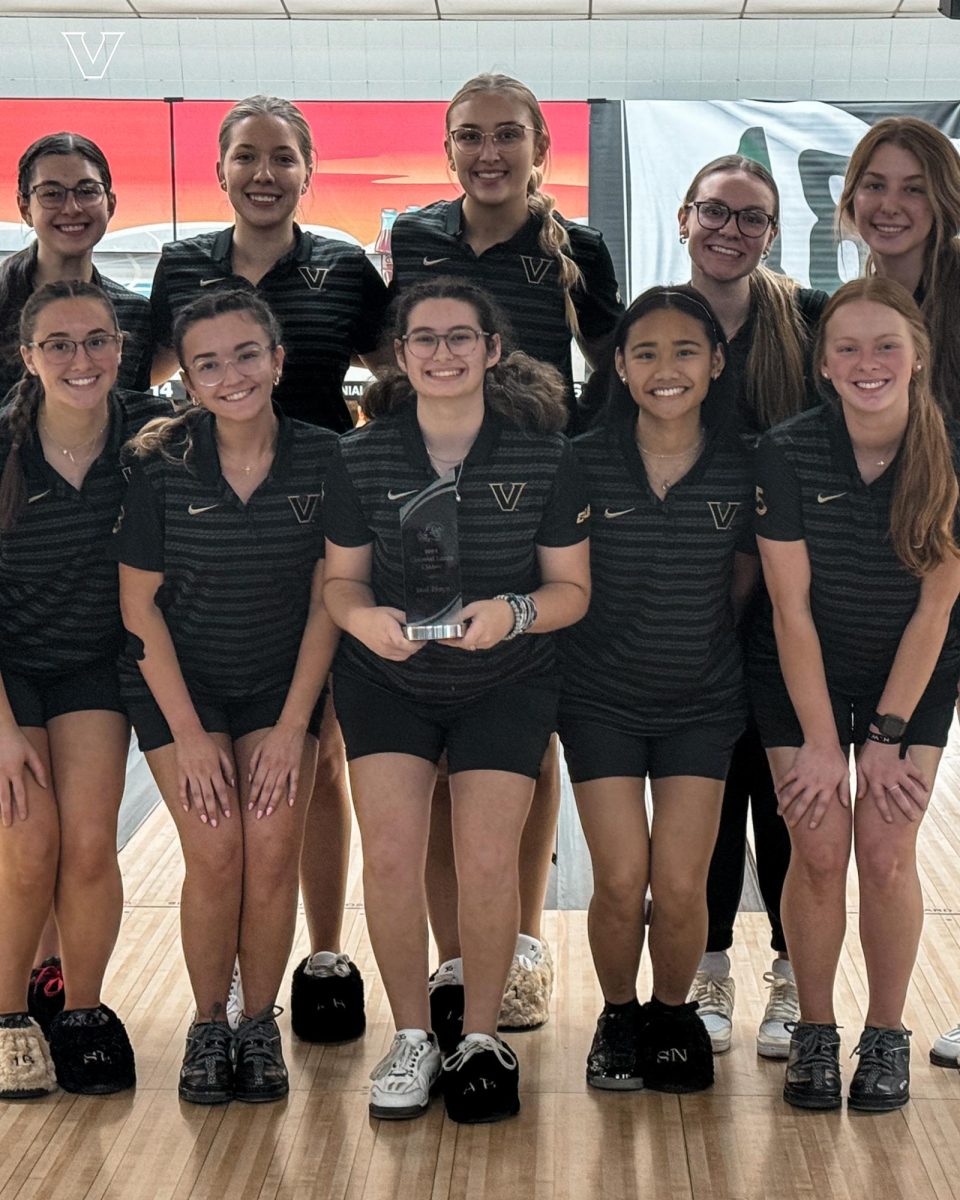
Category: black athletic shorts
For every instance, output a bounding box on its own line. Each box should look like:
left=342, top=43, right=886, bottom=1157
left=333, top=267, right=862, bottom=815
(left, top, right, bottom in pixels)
left=129, top=684, right=327, bottom=753
left=333, top=672, right=559, bottom=779
left=751, top=674, right=955, bottom=751
left=558, top=711, right=745, bottom=784
left=3, top=658, right=126, bottom=727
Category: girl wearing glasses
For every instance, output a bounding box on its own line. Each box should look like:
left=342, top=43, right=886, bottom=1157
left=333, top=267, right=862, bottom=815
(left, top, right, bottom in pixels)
left=678, top=155, right=828, bottom=1061
left=754, top=277, right=960, bottom=1111
left=323, top=277, right=590, bottom=1124
left=151, top=94, right=389, bottom=1046
left=390, top=73, right=621, bottom=1044
left=0, top=280, right=167, bottom=1100
left=560, top=286, right=756, bottom=1095
left=116, top=289, right=338, bottom=1105
left=0, top=133, right=153, bottom=401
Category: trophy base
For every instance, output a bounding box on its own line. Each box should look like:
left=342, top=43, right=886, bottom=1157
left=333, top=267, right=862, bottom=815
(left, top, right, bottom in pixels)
left=402, top=622, right=465, bottom=642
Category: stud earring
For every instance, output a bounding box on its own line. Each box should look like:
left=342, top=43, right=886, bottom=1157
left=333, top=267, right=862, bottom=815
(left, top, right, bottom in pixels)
left=220, top=180, right=227, bottom=191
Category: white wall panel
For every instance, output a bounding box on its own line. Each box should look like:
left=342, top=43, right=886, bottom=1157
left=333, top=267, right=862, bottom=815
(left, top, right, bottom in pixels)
left=0, top=15, right=958, bottom=101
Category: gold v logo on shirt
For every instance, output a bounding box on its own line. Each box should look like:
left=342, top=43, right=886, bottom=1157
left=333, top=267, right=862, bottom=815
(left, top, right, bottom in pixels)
left=489, top=482, right=527, bottom=512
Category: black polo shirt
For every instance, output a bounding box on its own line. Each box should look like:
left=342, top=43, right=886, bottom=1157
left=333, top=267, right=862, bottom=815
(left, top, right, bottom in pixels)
left=113, top=409, right=336, bottom=701
left=0, top=388, right=170, bottom=679
left=323, top=402, right=589, bottom=705
left=0, top=244, right=153, bottom=399
left=150, top=225, right=390, bottom=433
left=389, top=198, right=623, bottom=429
left=561, top=411, right=755, bottom=735
left=721, top=286, right=828, bottom=439
left=751, top=402, right=960, bottom=696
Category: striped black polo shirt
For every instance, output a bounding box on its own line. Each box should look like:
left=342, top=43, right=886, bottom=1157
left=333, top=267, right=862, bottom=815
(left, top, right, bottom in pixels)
left=389, top=198, right=623, bottom=429
left=561, top=410, right=755, bottom=735
left=150, top=225, right=390, bottom=433
left=113, top=409, right=336, bottom=701
left=0, top=388, right=170, bottom=679
left=323, top=401, right=589, bottom=705
left=751, top=402, right=960, bottom=696
left=0, top=244, right=153, bottom=399
left=722, top=286, right=828, bottom=439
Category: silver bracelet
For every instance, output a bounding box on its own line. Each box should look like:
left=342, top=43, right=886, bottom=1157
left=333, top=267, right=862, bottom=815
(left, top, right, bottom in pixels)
left=495, top=593, right=538, bottom=640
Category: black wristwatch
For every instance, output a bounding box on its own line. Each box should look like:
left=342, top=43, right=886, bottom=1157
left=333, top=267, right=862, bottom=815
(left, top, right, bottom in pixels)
left=867, top=712, right=908, bottom=745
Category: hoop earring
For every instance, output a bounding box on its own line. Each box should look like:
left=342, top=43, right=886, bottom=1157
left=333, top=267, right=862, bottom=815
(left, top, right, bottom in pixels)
left=679, top=234, right=688, bottom=245
left=761, top=249, right=770, bottom=260
left=273, top=371, right=282, bottom=387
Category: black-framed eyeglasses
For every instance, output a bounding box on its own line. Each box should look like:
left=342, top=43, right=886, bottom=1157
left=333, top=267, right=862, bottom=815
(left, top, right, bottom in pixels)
left=686, top=200, right=775, bottom=239
left=448, top=125, right=535, bottom=155
left=25, top=182, right=109, bottom=210
left=29, top=333, right=123, bottom=364
left=189, top=344, right=274, bottom=387
left=401, top=327, right=489, bottom=358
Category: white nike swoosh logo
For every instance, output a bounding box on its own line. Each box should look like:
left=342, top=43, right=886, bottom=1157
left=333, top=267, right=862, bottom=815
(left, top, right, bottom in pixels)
left=188, top=503, right=220, bottom=515
left=604, top=507, right=635, bottom=519
left=422, top=257, right=450, bottom=267
left=387, top=489, right=419, bottom=501
left=199, top=278, right=223, bottom=287
left=27, top=490, right=51, bottom=504
left=817, top=492, right=848, bottom=504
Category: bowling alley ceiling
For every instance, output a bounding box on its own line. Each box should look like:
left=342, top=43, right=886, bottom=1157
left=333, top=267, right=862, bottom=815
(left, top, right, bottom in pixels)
left=0, top=0, right=943, bottom=17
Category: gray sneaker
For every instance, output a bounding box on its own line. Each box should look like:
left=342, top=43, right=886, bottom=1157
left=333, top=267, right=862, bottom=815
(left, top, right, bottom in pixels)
left=687, top=970, right=735, bottom=1054
left=757, top=965, right=799, bottom=1060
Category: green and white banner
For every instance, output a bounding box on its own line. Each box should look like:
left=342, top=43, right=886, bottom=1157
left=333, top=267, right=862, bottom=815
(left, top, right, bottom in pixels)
left=587, top=99, right=960, bottom=302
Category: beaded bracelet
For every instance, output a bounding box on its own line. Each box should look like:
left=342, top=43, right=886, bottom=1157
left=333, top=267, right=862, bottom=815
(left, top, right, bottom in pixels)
left=495, top=592, right=538, bottom=640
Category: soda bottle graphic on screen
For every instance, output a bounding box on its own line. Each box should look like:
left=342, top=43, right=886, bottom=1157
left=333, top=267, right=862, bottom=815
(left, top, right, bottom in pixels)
left=373, top=208, right=398, bottom=284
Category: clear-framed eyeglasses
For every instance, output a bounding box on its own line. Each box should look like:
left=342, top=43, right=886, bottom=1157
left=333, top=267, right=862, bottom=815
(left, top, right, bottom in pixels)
left=448, top=125, right=536, bottom=155
left=189, top=344, right=274, bottom=387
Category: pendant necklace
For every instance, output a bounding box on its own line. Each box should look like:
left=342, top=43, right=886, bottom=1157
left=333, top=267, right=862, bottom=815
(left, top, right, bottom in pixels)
left=637, top=429, right=705, bottom=494
left=39, top=418, right=107, bottom=466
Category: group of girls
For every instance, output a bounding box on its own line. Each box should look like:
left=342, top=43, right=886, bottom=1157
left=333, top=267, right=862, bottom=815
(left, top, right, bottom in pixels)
left=0, top=75, right=959, bottom=1126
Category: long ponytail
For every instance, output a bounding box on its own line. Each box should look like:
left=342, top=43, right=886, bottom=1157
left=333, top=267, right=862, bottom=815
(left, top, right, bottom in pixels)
left=0, top=374, right=43, bottom=532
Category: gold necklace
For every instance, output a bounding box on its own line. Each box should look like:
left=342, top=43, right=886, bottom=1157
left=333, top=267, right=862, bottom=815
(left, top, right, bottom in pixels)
left=39, top=418, right=107, bottom=465
left=217, top=437, right=276, bottom=475
left=638, top=430, right=705, bottom=494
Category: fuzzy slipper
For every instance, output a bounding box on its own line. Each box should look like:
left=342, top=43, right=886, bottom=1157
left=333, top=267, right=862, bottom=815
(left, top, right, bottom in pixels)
left=0, top=1014, right=57, bottom=1099
left=498, top=937, right=554, bottom=1032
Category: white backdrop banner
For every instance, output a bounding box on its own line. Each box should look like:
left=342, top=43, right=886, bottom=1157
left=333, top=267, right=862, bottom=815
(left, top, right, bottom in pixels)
left=597, top=100, right=960, bottom=301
